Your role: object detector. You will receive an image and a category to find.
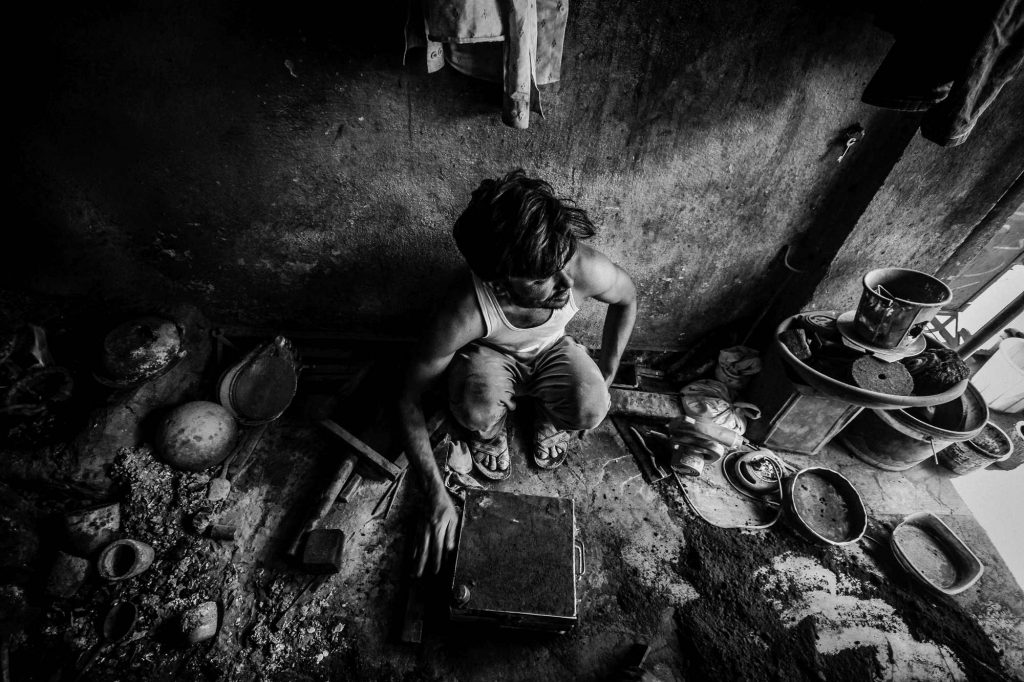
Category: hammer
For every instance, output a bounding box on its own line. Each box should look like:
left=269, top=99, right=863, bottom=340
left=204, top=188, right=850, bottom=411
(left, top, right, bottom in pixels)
left=285, top=451, right=356, bottom=567
left=286, top=419, right=398, bottom=566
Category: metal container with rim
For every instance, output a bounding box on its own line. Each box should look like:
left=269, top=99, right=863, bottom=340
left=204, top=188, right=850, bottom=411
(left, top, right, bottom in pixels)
left=937, top=420, right=1014, bottom=475
left=780, top=466, right=867, bottom=546
left=838, top=383, right=988, bottom=472
left=890, top=512, right=983, bottom=595
left=853, top=267, right=952, bottom=350
left=217, top=336, right=299, bottom=426
left=775, top=312, right=968, bottom=410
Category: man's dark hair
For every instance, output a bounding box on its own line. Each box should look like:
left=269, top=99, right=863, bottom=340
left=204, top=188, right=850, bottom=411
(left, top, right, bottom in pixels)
left=453, top=169, right=597, bottom=281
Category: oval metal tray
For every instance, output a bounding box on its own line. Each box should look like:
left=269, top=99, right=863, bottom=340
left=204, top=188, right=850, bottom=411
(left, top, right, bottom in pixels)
left=890, top=512, right=983, bottom=595
left=775, top=311, right=969, bottom=410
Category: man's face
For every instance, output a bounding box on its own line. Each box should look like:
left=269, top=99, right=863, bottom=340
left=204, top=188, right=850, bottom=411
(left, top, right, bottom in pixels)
left=500, top=269, right=573, bottom=309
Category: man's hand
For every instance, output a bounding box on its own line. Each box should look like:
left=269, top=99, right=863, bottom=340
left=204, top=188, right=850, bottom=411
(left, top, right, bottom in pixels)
left=414, top=487, right=458, bottom=576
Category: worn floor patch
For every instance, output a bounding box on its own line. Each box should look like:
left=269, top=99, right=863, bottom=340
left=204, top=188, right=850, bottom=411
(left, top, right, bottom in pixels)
left=756, top=552, right=966, bottom=680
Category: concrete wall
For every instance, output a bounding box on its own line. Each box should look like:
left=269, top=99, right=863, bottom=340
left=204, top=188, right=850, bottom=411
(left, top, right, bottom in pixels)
left=812, top=77, right=1024, bottom=314
left=9, top=0, right=1022, bottom=348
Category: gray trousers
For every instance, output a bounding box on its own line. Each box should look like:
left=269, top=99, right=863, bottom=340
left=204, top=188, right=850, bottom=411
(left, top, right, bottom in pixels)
left=447, top=336, right=611, bottom=440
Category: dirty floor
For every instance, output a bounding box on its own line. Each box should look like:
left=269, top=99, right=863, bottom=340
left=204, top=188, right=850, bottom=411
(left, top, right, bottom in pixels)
left=5, top=387, right=1024, bottom=681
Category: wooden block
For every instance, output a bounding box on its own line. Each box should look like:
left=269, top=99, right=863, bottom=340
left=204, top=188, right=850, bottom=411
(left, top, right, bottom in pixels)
left=338, top=472, right=363, bottom=503
left=400, top=577, right=425, bottom=643
left=302, top=528, right=345, bottom=573
left=318, top=419, right=402, bottom=480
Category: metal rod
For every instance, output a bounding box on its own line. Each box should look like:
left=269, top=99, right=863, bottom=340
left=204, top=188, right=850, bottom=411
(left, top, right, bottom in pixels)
left=956, top=290, right=1024, bottom=359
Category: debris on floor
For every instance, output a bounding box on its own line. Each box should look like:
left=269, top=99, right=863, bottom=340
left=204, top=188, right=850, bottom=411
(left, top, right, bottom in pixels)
left=1, top=306, right=1021, bottom=682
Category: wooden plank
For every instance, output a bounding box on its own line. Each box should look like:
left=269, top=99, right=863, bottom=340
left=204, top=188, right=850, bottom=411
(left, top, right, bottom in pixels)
left=318, top=418, right=402, bottom=480
left=337, top=408, right=444, bottom=502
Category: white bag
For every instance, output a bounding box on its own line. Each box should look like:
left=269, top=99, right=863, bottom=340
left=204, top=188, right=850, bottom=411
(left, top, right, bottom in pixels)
left=680, top=379, right=761, bottom=436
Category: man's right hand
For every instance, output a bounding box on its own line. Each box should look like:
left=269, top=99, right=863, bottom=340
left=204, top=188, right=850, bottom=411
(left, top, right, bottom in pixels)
left=414, top=487, right=459, bottom=576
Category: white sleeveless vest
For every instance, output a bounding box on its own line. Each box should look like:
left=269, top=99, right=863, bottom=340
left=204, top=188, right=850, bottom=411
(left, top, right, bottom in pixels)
left=470, top=273, right=579, bottom=361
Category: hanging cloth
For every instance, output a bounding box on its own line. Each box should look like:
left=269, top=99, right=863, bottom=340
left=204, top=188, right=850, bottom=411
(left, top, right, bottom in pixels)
left=861, top=0, right=1024, bottom=146
left=405, top=0, right=569, bottom=129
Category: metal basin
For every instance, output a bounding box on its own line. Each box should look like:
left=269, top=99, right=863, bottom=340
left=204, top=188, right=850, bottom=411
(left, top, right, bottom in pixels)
left=775, top=312, right=968, bottom=410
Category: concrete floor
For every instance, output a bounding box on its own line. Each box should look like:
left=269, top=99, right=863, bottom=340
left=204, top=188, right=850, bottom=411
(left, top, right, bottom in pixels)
left=23, top=388, right=1024, bottom=681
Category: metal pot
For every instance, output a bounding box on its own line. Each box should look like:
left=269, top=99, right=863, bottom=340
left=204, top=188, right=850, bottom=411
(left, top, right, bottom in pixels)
left=780, top=467, right=866, bottom=546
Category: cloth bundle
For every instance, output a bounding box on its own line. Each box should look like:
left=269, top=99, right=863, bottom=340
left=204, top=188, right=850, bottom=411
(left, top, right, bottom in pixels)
left=680, top=379, right=762, bottom=436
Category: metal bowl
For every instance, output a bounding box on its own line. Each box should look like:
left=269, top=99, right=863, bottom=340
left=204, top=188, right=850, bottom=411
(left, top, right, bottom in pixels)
left=781, top=466, right=866, bottom=546
left=95, top=316, right=187, bottom=388
left=216, top=336, right=299, bottom=425
left=775, top=311, right=968, bottom=409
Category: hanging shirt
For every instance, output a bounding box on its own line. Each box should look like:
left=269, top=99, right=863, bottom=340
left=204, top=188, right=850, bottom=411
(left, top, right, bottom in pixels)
left=470, top=272, right=579, bottom=361
left=404, top=0, right=569, bottom=128
left=862, top=0, right=1024, bottom=146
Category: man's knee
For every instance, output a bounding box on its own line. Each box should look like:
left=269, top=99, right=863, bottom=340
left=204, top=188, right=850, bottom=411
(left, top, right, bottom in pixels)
left=560, top=386, right=610, bottom=430
left=450, top=400, right=506, bottom=435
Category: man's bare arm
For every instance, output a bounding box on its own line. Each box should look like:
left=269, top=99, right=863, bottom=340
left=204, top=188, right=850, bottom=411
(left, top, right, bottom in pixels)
left=397, top=273, right=484, bottom=575
left=574, top=246, right=638, bottom=385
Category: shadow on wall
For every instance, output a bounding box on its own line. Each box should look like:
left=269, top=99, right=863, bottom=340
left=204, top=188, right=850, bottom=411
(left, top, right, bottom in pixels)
left=10, top=0, right=901, bottom=343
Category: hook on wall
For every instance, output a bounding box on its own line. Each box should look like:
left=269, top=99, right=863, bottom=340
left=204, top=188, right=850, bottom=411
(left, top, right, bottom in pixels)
left=836, top=124, right=866, bottom=163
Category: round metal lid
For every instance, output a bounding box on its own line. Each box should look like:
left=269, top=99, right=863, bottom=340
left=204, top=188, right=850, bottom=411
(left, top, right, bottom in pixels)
left=96, top=316, right=186, bottom=388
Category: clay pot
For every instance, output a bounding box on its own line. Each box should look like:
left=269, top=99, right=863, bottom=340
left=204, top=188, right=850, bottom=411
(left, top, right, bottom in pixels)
left=180, top=601, right=219, bottom=644
left=46, top=551, right=90, bottom=598
left=97, top=539, right=155, bottom=581
left=156, top=401, right=237, bottom=472
left=64, top=503, right=121, bottom=556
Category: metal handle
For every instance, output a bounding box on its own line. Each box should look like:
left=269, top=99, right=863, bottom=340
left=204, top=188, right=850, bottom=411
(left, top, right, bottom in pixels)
left=574, top=539, right=586, bottom=577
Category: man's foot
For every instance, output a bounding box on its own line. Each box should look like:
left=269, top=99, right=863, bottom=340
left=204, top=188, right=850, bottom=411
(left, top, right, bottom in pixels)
left=533, top=418, right=572, bottom=470
left=470, top=430, right=511, bottom=480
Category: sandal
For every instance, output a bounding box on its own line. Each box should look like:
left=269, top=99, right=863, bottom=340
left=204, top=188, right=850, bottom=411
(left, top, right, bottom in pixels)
left=469, top=431, right=511, bottom=480
left=533, top=419, right=573, bottom=470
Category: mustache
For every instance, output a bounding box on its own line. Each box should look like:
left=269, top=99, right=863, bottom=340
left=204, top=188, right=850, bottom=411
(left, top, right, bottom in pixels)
left=545, top=289, right=569, bottom=303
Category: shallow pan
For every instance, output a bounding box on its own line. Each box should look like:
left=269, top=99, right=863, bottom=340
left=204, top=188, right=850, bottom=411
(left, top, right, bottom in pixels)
left=890, top=512, right=983, bottom=595
left=217, top=336, right=299, bottom=425
left=781, top=466, right=867, bottom=546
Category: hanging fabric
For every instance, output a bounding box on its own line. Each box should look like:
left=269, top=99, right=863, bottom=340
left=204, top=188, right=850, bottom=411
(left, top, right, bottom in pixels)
left=861, top=0, right=1024, bottom=146
left=405, top=0, right=569, bottom=129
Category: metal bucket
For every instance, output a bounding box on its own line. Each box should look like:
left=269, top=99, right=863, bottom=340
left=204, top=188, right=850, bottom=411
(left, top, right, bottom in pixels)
left=838, top=383, right=988, bottom=471
left=938, top=420, right=1014, bottom=475
left=853, top=268, right=952, bottom=349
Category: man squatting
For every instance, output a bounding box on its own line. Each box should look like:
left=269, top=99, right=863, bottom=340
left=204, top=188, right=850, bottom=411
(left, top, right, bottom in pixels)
left=398, top=169, right=638, bottom=575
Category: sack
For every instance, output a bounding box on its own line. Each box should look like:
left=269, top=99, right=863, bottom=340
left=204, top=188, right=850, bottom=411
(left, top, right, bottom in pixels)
left=680, top=379, right=761, bottom=436
left=715, top=345, right=762, bottom=395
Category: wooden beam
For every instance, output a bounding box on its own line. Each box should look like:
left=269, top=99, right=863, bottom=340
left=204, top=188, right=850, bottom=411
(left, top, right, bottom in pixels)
left=317, top=418, right=402, bottom=480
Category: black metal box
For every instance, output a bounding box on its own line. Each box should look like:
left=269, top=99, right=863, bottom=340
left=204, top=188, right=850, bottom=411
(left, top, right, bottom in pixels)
left=450, top=490, right=579, bottom=633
